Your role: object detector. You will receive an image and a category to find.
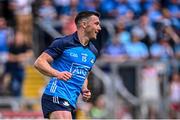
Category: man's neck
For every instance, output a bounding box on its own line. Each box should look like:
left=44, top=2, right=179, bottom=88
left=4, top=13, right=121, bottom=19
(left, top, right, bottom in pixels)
left=77, top=30, right=89, bottom=46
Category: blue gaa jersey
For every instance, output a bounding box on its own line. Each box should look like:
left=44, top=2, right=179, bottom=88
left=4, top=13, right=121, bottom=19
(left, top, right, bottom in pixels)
left=44, top=32, right=98, bottom=108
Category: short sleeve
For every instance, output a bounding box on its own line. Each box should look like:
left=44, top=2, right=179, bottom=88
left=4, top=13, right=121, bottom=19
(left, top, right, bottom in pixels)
left=45, top=38, right=64, bottom=59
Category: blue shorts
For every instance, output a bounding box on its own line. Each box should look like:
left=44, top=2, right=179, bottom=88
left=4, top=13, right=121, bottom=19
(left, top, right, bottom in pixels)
left=41, top=94, right=75, bottom=118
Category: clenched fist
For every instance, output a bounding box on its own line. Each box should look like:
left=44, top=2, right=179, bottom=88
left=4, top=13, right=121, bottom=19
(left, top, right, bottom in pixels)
left=82, top=88, right=91, bottom=102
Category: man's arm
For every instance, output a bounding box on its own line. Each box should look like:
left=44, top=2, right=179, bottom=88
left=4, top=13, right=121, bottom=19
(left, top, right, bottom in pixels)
left=34, top=52, right=72, bottom=80
left=81, top=78, right=91, bottom=102
left=82, top=78, right=88, bottom=90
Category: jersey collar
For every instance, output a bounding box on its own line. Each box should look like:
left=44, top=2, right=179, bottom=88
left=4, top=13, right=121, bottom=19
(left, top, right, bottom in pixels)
left=73, top=31, right=90, bottom=47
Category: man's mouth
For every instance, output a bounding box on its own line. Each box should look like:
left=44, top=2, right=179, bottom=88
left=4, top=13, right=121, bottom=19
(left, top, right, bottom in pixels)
left=95, top=31, right=99, bottom=35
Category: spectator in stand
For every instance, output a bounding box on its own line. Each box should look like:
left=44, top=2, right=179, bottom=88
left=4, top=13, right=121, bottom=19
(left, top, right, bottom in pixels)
left=37, top=0, right=59, bottom=48
left=160, top=8, right=180, bottom=45
left=97, top=0, right=118, bottom=19
left=116, top=0, right=131, bottom=17
left=150, top=38, right=174, bottom=61
left=131, top=14, right=157, bottom=48
left=60, top=15, right=77, bottom=35
left=4, top=31, right=33, bottom=97
left=115, top=21, right=131, bottom=46
left=167, top=0, right=180, bottom=30
left=161, top=8, right=180, bottom=32
left=115, top=104, right=132, bottom=119
left=90, top=95, right=107, bottom=119
left=53, top=0, right=83, bottom=16
left=0, top=17, right=9, bottom=95
left=83, top=0, right=98, bottom=11
left=38, top=0, right=57, bottom=26
left=100, top=34, right=128, bottom=63
left=127, top=0, right=141, bottom=16
left=125, top=30, right=149, bottom=61
left=169, top=72, right=180, bottom=119
left=53, top=0, right=71, bottom=15
left=150, top=36, right=175, bottom=78
left=10, top=0, right=34, bottom=46
left=117, top=10, right=136, bottom=31
left=140, top=64, right=161, bottom=119
left=67, top=0, right=83, bottom=14
left=174, top=43, right=180, bottom=60
left=147, top=1, right=163, bottom=24
left=0, top=17, right=14, bottom=95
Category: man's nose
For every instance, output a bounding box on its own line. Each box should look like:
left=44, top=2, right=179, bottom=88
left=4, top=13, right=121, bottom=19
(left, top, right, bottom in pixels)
left=98, top=26, right=101, bottom=31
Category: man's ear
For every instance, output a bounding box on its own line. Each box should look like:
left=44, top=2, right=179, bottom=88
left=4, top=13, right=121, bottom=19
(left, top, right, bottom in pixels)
left=82, top=20, right=87, bottom=29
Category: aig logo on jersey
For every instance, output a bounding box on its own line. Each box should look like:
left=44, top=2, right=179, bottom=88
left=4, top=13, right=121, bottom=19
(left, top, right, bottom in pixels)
left=81, top=53, right=88, bottom=62
left=70, top=63, right=90, bottom=79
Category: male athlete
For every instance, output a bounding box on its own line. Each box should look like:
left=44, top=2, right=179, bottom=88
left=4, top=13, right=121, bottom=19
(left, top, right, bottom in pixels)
left=34, top=11, right=101, bottom=119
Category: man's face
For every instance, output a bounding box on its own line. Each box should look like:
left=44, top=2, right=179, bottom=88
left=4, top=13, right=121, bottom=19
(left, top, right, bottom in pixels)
left=85, top=15, right=101, bottom=40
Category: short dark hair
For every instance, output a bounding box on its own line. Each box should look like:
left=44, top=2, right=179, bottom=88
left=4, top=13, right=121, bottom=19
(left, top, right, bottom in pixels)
left=75, top=11, right=100, bottom=26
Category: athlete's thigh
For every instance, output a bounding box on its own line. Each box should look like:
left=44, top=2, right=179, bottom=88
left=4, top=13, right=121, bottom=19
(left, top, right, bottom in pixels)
left=49, top=110, right=72, bottom=119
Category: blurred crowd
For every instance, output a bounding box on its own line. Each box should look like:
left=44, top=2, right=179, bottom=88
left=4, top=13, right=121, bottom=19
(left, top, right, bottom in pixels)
left=0, top=0, right=179, bottom=119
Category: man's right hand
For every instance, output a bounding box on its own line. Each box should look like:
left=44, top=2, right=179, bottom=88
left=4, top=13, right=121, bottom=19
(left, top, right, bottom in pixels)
left=56, top=71, right=72, bottom=81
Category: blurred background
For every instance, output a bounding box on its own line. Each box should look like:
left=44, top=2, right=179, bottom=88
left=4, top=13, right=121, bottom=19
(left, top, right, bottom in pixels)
left=0, top=0, right=179, bottom=119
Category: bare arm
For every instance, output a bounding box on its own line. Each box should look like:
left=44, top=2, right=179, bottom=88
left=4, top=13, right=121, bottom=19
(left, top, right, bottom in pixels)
left=165, top=26, right=180, bottom=44
left=81, top=78, right=91, bottom=101
left=34, top=52, right=72, bottom=80
left=82, top=78, right=88, bottom=90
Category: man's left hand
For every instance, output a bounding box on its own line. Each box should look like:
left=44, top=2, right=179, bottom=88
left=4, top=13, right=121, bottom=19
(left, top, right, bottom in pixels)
left=82, top=89, right=91, bottom=102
